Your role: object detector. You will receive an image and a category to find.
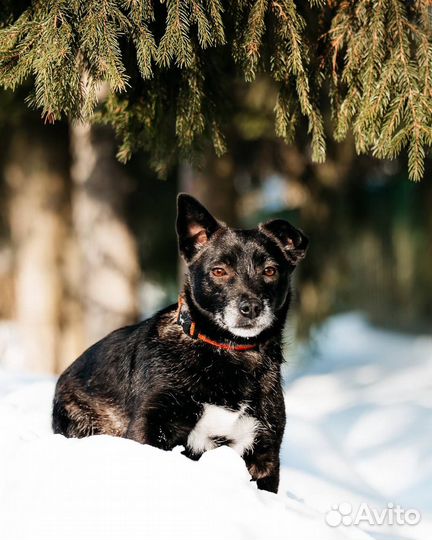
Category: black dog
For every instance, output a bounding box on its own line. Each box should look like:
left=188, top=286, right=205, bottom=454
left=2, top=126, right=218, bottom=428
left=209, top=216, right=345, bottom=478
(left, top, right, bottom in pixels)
left=52, top=194, right=308, bottom=493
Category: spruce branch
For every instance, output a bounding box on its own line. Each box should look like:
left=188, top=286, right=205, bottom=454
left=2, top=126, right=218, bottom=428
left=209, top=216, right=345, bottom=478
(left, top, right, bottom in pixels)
left=271, top=0, right=326, bottom=162
left=0, top=0, right=430, bottom=179
left=329, top=0, right=432, bottom=181
left=157, top=0, right=193, bottom=68
left=242, top=0, right=268, bottom=82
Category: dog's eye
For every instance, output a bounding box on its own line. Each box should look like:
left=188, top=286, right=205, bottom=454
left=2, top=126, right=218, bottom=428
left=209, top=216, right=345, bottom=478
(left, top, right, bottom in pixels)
left=211, top=267, right=227, bottom=277
left=263, top=266, right=277, bottom=277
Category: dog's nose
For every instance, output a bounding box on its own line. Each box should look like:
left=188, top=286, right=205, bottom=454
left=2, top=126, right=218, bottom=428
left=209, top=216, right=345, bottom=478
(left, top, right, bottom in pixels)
left=239, top=299, right=262, bottom=319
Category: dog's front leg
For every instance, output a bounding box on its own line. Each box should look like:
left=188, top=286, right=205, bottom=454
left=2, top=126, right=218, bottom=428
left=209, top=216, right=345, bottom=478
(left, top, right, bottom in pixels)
left=125, top=395, right=181, bottom=450
left=246, top=445, right=281, bottom=493
left=125, top=412, right=148, bottom=444
left=126, top=413, right=170, bottom=449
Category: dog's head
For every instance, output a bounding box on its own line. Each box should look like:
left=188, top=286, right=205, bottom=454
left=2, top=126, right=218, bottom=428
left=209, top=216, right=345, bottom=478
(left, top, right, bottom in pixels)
left=176, top=194, right=308, bottom=338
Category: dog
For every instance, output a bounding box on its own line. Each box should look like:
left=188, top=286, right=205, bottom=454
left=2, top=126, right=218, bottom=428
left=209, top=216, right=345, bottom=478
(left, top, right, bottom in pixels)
left=52, top=193, right=308, bottom=493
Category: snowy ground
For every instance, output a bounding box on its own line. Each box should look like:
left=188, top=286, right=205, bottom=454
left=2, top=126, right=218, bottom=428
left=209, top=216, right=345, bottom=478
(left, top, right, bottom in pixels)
left=281, top=314, right=432, bottom=540
left=0, top=313, right=431, bottom=540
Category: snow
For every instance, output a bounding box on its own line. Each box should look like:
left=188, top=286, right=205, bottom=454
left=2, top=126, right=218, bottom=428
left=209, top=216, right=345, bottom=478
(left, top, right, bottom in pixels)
left=281, top=314, right=432, bottom=540
left=0, top=313, right=431, bottom=540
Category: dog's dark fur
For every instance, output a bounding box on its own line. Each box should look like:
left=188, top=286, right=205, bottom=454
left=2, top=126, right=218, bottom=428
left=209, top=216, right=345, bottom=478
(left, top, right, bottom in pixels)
left=52, top=194, right=308, bottom=493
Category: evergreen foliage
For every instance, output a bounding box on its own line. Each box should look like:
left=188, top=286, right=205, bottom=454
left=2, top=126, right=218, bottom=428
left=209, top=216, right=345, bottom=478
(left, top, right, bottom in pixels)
left=0, top=1, right=430, bottom=179
left=328, top=0, right=432, bottom=181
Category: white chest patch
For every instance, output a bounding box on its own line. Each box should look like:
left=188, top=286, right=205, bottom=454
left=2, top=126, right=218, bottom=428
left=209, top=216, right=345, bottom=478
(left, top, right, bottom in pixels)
left=187, top=403, right=259, bottom=456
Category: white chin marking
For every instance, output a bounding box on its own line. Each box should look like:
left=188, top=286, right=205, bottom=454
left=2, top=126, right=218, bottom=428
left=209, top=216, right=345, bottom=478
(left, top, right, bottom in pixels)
left=217, top=299, right=274, bottom=338
left=228, top=326, right=265, bottom=338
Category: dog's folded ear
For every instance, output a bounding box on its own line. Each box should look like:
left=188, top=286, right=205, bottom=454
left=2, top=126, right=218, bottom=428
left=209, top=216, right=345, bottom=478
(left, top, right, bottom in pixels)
left=176, top=194, right=221, bottom=261
left=260, top=219, right=309, bottom=265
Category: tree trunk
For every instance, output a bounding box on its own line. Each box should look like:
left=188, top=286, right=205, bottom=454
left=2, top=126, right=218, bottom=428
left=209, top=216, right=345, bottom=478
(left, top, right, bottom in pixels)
left=5, top=127, right=69, bottom=373
left=69, top=122, right=140, bottom=348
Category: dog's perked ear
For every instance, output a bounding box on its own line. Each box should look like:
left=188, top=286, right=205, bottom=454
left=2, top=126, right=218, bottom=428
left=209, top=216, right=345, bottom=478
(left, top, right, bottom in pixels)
left=260, top=219, right=309, bottom=265
left=176, top=194, right=221, bottom=261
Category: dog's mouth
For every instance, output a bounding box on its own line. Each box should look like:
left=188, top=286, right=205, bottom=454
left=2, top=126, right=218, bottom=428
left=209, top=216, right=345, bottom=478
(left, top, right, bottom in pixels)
left=225, top=323, right=269, bottom=338
left=231, top=321, right=265, bottom=330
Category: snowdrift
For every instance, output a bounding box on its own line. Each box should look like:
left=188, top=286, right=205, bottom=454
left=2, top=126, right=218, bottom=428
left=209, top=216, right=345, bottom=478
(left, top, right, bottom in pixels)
left=1, top=313, right=431, bottom=540
left=0, top=381, right=369, bottom=540
left=0, top=433, right=370, bottom=540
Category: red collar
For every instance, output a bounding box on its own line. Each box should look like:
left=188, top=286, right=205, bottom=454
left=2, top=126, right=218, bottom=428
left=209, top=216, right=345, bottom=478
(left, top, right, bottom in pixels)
left=176, top=297, right=257, bottom=352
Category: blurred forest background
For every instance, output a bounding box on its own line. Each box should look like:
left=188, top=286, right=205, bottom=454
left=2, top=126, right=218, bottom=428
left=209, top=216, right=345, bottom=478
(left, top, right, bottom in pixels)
left=0, top=1, right=431, bottom=374
left=1, top=82, right=431, bottom=374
